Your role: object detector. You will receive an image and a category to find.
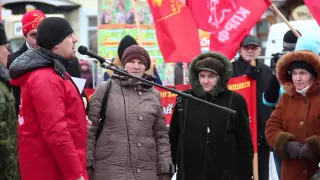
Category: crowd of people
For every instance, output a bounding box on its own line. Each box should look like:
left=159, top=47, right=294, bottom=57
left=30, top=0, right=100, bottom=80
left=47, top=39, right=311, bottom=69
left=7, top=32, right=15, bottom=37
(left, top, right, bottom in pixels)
left=1, top=9, right=320, bottom=180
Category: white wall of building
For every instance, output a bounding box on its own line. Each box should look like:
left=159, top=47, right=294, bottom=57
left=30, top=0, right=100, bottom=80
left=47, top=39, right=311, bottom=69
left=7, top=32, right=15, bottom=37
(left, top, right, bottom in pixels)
left=66, top=0, right=98, bottom=58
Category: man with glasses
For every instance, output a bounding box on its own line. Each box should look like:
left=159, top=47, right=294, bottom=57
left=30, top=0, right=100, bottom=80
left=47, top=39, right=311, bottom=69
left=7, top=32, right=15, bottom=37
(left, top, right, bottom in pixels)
left=232, top=35, right=273, bottom=180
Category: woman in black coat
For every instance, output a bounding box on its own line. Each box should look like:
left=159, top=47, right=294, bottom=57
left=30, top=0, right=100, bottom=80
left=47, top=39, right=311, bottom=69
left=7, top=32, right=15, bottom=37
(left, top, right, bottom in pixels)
left=169, top=52, right=254, bottom=180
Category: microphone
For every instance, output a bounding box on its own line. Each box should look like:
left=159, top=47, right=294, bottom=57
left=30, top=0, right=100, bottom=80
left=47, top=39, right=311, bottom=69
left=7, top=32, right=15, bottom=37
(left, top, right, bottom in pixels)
left=77, top=47, right=236, bottom=115
left=78, top=46, right=112, bottom=65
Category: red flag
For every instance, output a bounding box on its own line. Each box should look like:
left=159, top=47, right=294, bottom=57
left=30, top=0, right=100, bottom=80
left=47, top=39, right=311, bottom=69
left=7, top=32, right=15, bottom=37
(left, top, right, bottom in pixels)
left=304, top=0, right=320, bottom=25
left=228, top=76, right=257, bottom=153
left=187, top=0, right=270, bottom=59
left=147, top=0, right=201, bottom=62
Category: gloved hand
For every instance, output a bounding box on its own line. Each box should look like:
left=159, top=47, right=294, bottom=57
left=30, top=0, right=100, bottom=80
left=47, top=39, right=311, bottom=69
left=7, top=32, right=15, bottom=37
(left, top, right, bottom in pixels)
left=299, top=144, right=316, bottom=161
left=285, top=141, right=303, bottom=159
left=244, top=66, right=260, bottom=80
left=264, top=75, right=280, bottom=104
left=158, top=174, right=172, bottom=180
left=87, top=167, right=94, bottom=180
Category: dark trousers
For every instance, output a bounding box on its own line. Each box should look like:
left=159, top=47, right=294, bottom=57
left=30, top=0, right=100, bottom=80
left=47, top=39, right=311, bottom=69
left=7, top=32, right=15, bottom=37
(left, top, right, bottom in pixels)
left=258, top=143, right=270, bottom=180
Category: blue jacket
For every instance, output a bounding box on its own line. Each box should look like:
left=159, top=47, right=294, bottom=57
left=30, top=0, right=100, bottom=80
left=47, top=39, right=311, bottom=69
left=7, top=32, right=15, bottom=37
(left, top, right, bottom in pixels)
left=263, top=86, right=285, bottom=107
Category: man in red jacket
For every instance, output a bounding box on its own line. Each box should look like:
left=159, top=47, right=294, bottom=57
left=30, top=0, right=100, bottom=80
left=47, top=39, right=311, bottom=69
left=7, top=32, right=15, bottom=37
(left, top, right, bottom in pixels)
left=9, top=17, right=88, bottom=180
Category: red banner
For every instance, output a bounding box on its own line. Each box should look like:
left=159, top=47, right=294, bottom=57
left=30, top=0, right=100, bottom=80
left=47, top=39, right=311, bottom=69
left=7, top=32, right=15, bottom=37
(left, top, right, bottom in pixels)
left=228, top=76, right=257, bottom=153
left=186, top=0, right=269, bottom=59
left=304, top=0, right=320, bottom=25
left=147, top=0, right=201, bottom=62
left=154, top=84, right=190, bottom=124
left=84, top=76, right=257, bottom=152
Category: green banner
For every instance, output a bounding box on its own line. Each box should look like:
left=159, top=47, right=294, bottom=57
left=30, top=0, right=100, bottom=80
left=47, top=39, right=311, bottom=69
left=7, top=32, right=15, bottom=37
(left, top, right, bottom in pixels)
left=97, top=0, right=176, bottom=85
left=97, top=27, right=159, bottom=58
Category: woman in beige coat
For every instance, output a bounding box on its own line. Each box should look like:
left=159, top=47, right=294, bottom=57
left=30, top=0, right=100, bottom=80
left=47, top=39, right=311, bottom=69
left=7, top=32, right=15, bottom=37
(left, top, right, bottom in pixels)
left=86, top=45, right=174, bottom=180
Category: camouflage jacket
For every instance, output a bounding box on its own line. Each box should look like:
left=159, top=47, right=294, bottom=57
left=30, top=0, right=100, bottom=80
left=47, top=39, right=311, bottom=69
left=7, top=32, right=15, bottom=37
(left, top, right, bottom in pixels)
left=0, top=65, right=19, bottom=180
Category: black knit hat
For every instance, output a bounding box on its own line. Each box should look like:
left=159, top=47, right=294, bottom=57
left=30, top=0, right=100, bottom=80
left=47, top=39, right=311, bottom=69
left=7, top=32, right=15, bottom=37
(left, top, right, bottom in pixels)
left=195, top=57, right=224, bottom=75
left=283, top=30, right=301, bottom=51
left=0, top=23, right=8, bottom=45
left=118, top=35, right=138, bottom=60
left=288, top=61, right=317, bottom=78
left=37, top=17, right=73, bottom=50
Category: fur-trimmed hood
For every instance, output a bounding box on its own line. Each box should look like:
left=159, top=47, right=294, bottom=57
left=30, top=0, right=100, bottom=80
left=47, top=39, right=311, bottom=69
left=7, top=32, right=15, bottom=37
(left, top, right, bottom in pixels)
left=276, top=50, right=320, bottom=96
left=189, top=52, right=232, bottom=97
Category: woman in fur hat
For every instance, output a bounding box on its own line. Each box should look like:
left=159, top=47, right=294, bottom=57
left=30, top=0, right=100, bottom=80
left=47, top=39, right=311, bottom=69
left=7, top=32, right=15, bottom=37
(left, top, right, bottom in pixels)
left=86, top=45, right=173, bottom=180
left=265, top=49, right=320, bottom=180
left=169, top=52, right=254, bottom=180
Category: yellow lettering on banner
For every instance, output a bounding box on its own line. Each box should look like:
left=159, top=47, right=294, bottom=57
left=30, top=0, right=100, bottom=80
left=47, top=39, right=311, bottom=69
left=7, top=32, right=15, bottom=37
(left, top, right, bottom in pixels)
left=151, top=0, right=163, bottom=7
left=246, top=81, right=251, bottom=87
left=161, top=92, right=168, bottom=98
left=239, top=82, right=245, bottom=89
left=169, top=92, right=177, bottom=98
left=160, top=91, right=178, bottom=98
left=156, top=0, right=184, bottom=22
left=171, top=2, right=177, bottom=12
left=228, top=81, right=251, bottom=91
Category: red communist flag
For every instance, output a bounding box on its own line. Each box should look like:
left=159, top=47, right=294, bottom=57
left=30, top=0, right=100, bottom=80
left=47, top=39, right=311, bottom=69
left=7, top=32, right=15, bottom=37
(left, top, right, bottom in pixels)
left=304, top=0, right=320, bottom=25
left=147, top=0, right=201, bottom=62
left=187, top=0, right=270, bottom=59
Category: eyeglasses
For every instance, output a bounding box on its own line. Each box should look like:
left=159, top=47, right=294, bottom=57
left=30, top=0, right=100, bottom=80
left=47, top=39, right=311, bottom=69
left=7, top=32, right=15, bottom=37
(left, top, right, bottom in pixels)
left=242, top=46, right=259, bottom=51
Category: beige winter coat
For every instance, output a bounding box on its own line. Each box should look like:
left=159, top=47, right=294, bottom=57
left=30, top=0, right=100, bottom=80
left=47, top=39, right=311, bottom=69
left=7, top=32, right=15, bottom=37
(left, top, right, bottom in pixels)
left=87, top=76, right=174, bottom=180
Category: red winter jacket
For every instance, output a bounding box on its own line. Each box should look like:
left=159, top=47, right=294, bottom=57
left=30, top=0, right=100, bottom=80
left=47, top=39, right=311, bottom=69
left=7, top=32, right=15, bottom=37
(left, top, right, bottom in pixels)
left=9, top=48, right=88, bottom=180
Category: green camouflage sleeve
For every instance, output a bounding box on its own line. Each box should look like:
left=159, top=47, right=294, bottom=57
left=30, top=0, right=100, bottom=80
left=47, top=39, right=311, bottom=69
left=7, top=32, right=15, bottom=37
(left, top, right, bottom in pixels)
left=0, top=86, right=20, bottom=179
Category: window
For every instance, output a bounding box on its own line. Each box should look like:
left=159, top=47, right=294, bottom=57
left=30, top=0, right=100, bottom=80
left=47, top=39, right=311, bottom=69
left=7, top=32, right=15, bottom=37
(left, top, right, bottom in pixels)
left=88, top=16, right=98, bottom=54
left=256, top=16, right=276, bottom=56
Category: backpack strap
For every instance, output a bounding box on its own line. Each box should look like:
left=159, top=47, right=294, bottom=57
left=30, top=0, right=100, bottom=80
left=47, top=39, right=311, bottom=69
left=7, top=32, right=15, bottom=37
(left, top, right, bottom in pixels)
left=95, top=79, right=112, bottom=140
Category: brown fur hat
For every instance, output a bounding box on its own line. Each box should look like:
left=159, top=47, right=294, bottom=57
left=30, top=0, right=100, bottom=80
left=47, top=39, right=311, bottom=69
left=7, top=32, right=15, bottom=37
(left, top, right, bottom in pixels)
left=276, top=50, right=320, bottom=96
left=195, top=57, right=224, bottom=75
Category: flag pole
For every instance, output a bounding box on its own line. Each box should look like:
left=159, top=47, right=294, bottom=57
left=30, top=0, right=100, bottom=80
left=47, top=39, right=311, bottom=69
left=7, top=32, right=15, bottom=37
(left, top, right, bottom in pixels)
left=269, top=3, right=301, bottom=38
left=253, top=154, right=259, bottom=180
left=132, top=0, right=143, bottom=45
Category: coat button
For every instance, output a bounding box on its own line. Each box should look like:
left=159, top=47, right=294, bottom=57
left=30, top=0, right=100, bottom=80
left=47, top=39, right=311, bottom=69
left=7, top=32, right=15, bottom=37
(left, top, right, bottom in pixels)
left=139, top=100, right=142, bottom=103
left=137, top=142, right=141, bottom=147
left=137, top=169, right=140, bottom=173
left=138, top=91, right=142, bottom=96
left=300, top=121, right=304, bottom=126
left=139, top=116, right=143, bottom=120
